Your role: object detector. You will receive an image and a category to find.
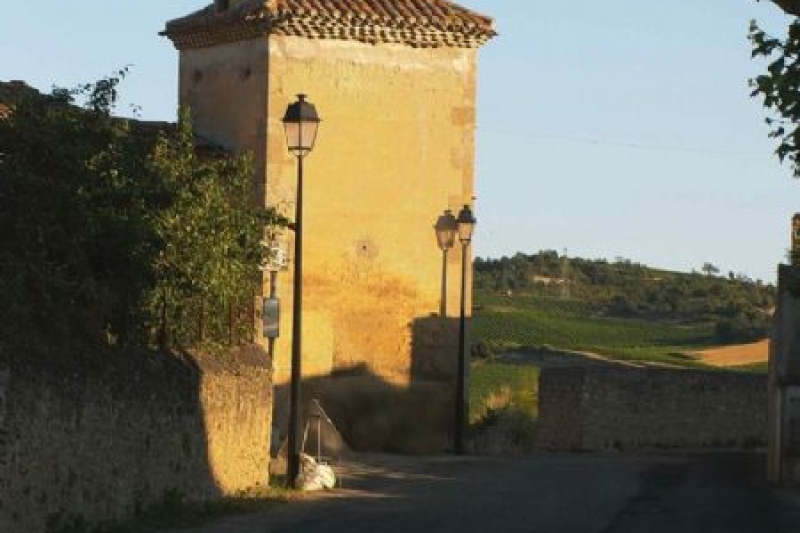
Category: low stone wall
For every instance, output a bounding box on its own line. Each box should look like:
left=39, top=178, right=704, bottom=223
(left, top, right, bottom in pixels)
left=538, top=366, right=766, bottom=451
left=0, top=368, right=10, bottom=533
left=1, top=346, right=272, bottom=533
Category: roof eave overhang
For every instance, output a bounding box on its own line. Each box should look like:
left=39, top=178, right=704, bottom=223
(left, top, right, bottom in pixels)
left=161, top=9, right=496, bottom=51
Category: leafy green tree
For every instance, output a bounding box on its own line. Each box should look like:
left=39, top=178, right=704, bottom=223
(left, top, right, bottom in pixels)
left=702, top=262, right=720, bottom=277
left=474, top=250, right=775, bottom=330
left=750, top=18, right=800, bottom=176
left=0, top=71, right=159, bottom=353
left=715, top=310, right=771, bottom=343
left=0, top=73, right=284, bottom=359
left=147, top=110, right=285, bottom=346
left=771, top=0, right=800, bottom=17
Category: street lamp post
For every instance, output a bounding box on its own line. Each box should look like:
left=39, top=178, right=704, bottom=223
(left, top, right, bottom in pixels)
left=435, top=210, right=457, bottom=317
left=454, top=205, right=476, bottom=455
left=282, top=94, right=320, bottom=487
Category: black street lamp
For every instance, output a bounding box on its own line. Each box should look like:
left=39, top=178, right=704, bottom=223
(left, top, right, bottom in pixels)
left=435, top=210, right=457, bottom=316
left=454, top=204, right=476, bottom=455
left=282, top=94, right=320, bottom=488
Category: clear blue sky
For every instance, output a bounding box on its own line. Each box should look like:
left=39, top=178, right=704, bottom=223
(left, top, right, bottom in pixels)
left=1, top=1, right=796, bottom=282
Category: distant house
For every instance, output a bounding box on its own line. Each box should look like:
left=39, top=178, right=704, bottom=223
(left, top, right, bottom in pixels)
left=162, top=0, right=495, bottom=451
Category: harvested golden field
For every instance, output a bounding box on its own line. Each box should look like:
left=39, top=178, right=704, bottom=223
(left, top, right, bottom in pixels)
left=693, top=339, right=769, bottom=367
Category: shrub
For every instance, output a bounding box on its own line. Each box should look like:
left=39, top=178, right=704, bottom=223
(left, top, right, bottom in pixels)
left=714, top=312, right=771, bottom=344
left=469, top=406, right=538, bottom=456
left=0, top=74, right=285, bottom=359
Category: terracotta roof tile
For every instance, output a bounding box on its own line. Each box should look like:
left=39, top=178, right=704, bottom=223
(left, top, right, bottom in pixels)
left=162, top=0, right=495, bottom=50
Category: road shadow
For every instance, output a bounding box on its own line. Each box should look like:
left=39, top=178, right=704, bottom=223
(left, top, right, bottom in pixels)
left=272, top=315, right=465, bottom=455
left=162, top=453, right=800, bottom=533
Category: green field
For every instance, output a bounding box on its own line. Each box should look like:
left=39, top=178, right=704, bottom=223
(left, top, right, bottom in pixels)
left=473, top=291, right=715, bottom=367
left=467, top=288, right=768, bottom=428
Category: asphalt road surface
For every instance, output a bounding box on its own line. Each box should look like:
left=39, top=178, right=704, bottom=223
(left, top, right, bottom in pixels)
left=168, top=453, right=800, bottom=533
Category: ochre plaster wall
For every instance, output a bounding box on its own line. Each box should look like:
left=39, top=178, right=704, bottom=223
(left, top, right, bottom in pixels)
left=175, top=34, right=480, bottom=451
left=266, top=36, right=478, bottom=387
left=179, top=38, right=269, bottom=200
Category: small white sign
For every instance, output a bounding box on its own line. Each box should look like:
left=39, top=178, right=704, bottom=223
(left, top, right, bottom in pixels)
left=260, top=239, right=289, bottom=272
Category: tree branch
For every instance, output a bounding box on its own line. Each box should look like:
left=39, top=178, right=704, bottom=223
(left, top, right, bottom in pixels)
left=773, top=0, right=800, bottom=16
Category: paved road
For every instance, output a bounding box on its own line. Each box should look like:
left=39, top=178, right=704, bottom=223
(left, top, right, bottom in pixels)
left=169, top=453, right=800, bottom=533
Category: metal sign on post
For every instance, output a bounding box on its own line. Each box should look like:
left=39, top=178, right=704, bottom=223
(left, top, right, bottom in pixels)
left=263, top=297, right=280, bottom=339
left=259, top=234, right=284, bottom=341
left=260, top=236, right=289, bottom=273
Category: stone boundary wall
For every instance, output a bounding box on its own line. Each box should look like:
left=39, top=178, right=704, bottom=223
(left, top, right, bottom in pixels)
left=1, top=346, right=272, bottom=533
left=0, top=369, right=10, bottom=533
left=538, top=366, right=766, bottom=451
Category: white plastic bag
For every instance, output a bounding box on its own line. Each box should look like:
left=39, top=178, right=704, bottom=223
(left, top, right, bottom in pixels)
left=297, top=453, right=336, bottom=491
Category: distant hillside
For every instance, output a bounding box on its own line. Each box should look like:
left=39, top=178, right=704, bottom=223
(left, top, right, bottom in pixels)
left=474, top=251, right=774, bottom=347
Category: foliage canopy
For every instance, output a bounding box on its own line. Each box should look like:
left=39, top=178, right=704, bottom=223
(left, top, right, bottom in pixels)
left=750, top=17, right=800, bottom=177
left=475, top=251, right=774, bottom=345
left=0, top=73, right=284, bottom=359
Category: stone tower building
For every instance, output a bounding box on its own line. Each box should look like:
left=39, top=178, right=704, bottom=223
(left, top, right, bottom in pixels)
left=163, top=0, right=494, bottom=452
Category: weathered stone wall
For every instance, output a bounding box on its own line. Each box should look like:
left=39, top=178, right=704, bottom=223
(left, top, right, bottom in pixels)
left=178, top=38, right=271, bottom=213
left=176, top=33, right=481, bottom=452
left=538, top=366, right=766, bottom=451
left=0, top=368, right=10, bottom=533
left=265, top=37, right=477, bottom=386
left=1, top=347, right=272, bottom=533
left=769, top=265, right=800, bottom=485
left=537, top=367, right=585, bottom=451
left=178, top=36, right=477, bottom=384
left=179, top=38, right=269, bottom=157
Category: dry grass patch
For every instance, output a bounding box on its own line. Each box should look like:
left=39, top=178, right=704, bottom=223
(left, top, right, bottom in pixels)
left=692, top=339, right=769, bottom=367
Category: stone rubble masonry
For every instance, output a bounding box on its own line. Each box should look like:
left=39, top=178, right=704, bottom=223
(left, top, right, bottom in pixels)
left=538, top=366, right=766, bottom=452
left=768, top=265, right=800, bottom=486
left=0, top=368, right=9, bottom=533
left=0, top=346, right=272, bottom=533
